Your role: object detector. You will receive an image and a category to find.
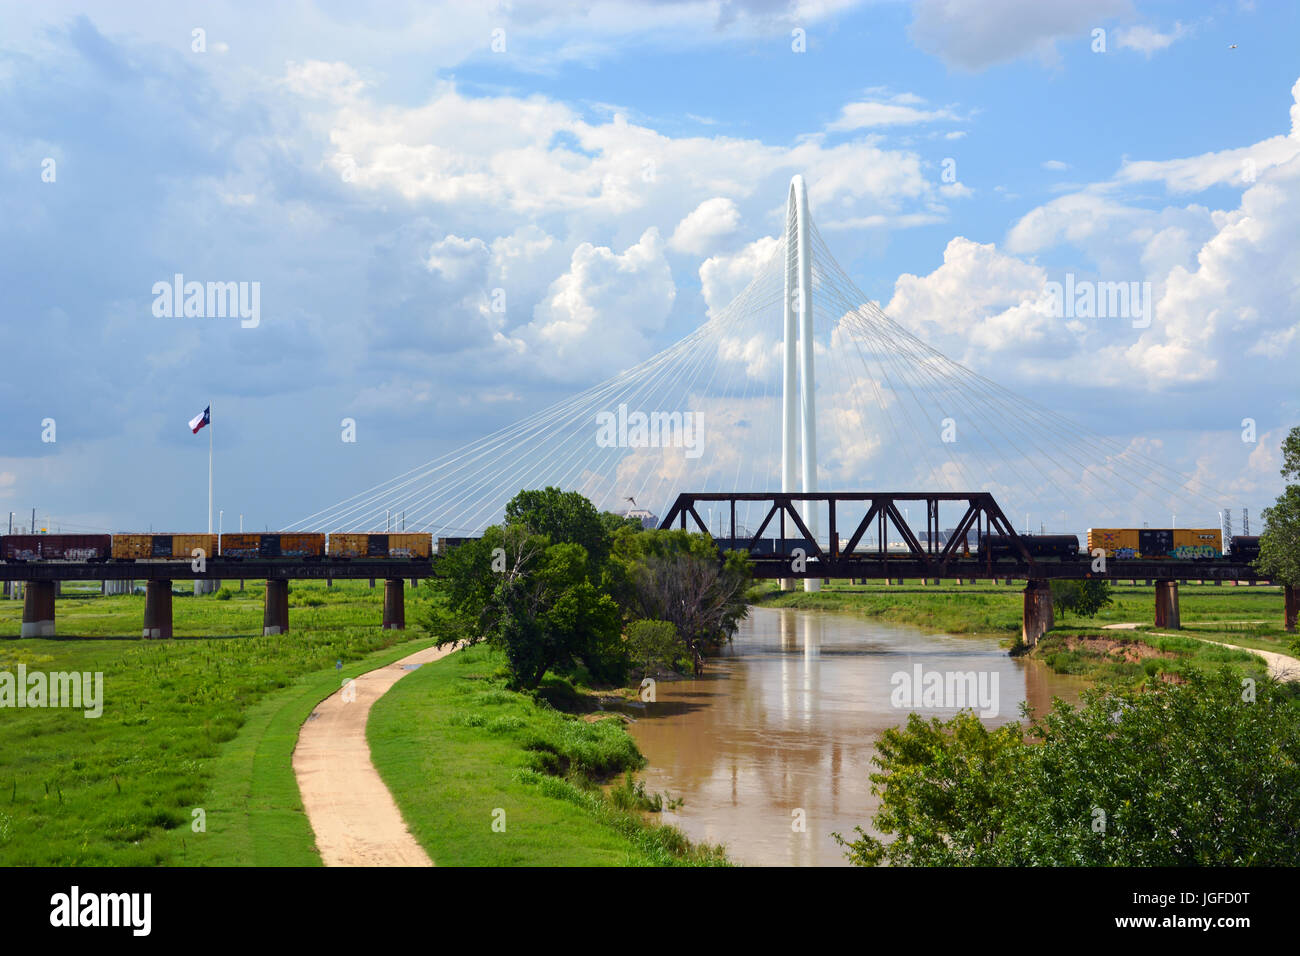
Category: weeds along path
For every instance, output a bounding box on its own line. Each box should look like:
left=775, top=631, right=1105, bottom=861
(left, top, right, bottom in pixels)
left=1173, top=636, right=1300, bottom=683
left=1104, top=622, right=1299, bottom=682
left=293, top=643, right=457, bottom=866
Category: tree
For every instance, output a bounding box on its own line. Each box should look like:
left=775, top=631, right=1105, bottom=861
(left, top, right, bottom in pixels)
left=425, top=527, right=623, bottom=689
left=1280, top=425, right=1300, bottom=480
left=607, top=529, right=751, bottom=674
left=1257, top=425, right=1300, bottom=634
left=505, top=487, right=612, bottom=575
left=1049, top=578, right=1113, bottom=619
left=625, top=619, right=682, bottom=673
left=834, top=669, right=1300, bottom=866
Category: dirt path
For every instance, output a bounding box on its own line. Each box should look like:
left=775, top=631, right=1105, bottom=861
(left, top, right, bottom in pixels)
left=293, top=643, right=455, bottom=866
left=1101, top=623, right=1299, bottom=682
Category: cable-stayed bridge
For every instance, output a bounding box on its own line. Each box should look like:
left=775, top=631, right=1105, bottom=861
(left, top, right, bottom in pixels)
left=289, top=176, right=1228, bottom=551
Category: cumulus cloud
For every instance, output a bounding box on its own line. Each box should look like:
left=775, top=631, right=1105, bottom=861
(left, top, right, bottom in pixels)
left=883, top=237, right=1071, bottom=360
left=513, top=228, right=676, bottom=378
left=669, top=197, right=741, bottom=255
left=698, top=236, right=782, bottom=317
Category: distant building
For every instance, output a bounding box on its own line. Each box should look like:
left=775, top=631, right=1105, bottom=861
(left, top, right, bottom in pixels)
left=625, top=508, right=659, bottom=529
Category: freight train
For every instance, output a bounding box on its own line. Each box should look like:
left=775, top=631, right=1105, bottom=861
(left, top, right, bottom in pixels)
left=989, top=529, right=1260, bottom=562
left=0, top=532, right=433, bottom=562
left=0, top=529, right=1262, bottom=565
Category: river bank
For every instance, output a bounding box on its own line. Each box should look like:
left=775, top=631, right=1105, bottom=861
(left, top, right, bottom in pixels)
left=367, top=642, right=730, bottom=866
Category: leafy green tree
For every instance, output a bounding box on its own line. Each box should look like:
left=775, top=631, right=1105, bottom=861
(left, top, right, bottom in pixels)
left=505, top=487, right=612, bottom=575
left=1257, top=425, right=1300, bottom=635
left=835, top=669, right=1300, bottom=866
left=606, top=529, right=751, bottom=674
left=625, top=619, right=682, bottom=672
left=1280, top=424, right=1300, bottom=480
left=1050, top=578, right=1113, bottom=620
left=601, top=511, right=647, bottom=538
left=426, top=527, right=623, bottom=689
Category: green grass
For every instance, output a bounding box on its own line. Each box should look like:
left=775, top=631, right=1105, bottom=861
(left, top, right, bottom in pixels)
left=0, top=580, right=431, bottom=865
left=368, top=644, right=729, bottom=866
left=165, top=637, right=436, bottom=866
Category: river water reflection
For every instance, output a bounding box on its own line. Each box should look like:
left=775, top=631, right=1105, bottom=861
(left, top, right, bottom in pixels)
left=624, top=605, right=1090, bottom=867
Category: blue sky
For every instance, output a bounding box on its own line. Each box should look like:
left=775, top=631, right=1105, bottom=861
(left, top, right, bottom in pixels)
left=1, top=0, right=1297, bottom=535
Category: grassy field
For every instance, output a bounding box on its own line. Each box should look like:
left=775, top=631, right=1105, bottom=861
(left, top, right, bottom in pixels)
left=753, top=579, right=1294, bottom=684
left=368, top=643, right=729, bottom=866
left=0, top=580, right=726, bottom=867
left=0, top=580, right=432, bottom=865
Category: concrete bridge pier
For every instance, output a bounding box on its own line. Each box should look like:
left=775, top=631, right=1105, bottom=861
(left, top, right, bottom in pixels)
left=1284, top=584, right=1297, bottom=633
left=263, top=579, right=290, bottom=635
left=1022, top=579, right=1053, bottom=647
left=383, top=579, right=406, bottom=630
left=1154, top=580, right=1181, bottom=629
left=142, top=580, right=173, bottom=639
left=21, top=581, right=56, bottom=637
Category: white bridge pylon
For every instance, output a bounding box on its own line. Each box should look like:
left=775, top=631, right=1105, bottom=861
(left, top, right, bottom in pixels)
left=782, top=175, right=819, bottom=592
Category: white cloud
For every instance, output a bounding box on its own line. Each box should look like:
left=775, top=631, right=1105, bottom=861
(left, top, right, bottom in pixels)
left=828, top=99, right=960, bottom=131
left=699, top=236, right=781, bottom=317
left=515, top=228, right=676, bottom=378
left=425, top=234, right=490, bottom=282
left=909, top=0, right=1131, bottom=70
left=1042, top=159, right=1070, bottom=171
left=1114, top=21, right=1190, bottom=57
left=294, top=75, right=957, bottom=232
left=912, top=76, right=1300, bottom=396
left=883, top=236, right=1071, bottom=359
left=669, top=197, right=741, bottom=255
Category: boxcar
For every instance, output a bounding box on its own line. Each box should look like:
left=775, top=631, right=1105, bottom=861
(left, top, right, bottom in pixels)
left=111, top=533, right=218, bottom=561
left=2, top=534, right=112, bottom=561
left=219, top=533, right=325, bottom=559
left=328, top=533, right=432, bottom=559
left=1087, top=528, right=1221, bottom=559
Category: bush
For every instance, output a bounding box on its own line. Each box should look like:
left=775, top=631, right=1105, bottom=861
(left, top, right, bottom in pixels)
left=625, top=619, right=682, bottom=672
left=836, top=668, right=1300, bottom=866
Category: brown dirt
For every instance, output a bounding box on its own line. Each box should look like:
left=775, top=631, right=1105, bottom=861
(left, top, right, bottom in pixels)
left=1057, top=634, right=1176, bottom=664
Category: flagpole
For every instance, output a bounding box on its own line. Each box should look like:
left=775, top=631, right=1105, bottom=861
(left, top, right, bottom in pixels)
left=208, top=401, right=213, bottom=536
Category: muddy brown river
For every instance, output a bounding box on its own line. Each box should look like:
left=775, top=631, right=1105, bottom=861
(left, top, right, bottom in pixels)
left=624, top=605, right=1090, bottom=866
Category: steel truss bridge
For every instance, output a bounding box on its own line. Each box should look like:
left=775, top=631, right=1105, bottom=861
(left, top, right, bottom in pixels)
left=659, top=490, right=1266, bottom=582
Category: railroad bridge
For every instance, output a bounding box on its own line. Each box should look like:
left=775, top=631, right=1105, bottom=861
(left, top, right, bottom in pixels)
left=659, top=490, right=1276, bottom=646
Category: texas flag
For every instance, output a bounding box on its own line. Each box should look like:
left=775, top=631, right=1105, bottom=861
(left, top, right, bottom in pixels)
left=188, top=406, right=211, bottom=434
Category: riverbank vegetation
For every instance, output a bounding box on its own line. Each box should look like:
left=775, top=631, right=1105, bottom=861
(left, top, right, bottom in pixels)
left=368, top=643, right=727, bottom=865
left=836, top=669, right=1300, bottom=865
